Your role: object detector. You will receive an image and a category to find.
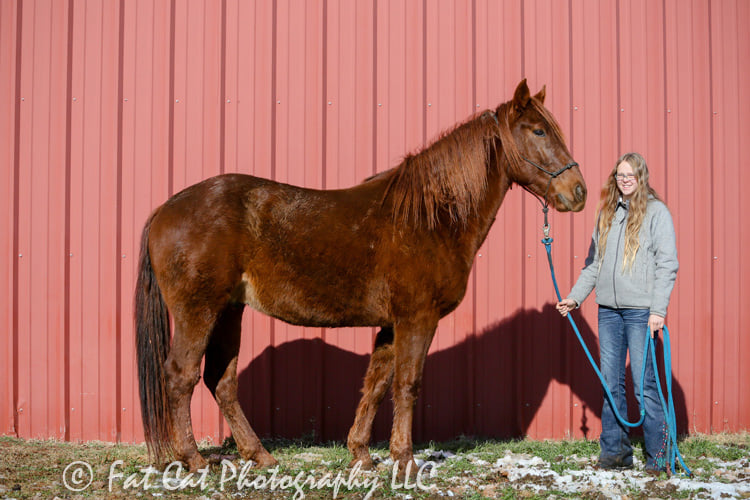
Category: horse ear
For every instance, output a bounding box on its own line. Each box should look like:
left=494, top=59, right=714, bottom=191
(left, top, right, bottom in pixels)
left=534, top=85, right=546, bottom=104
left=513, top=79, right=531, bottom=113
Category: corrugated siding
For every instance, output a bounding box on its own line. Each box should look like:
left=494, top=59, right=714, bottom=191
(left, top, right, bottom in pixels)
left=2, top=0, right=748, bottom=445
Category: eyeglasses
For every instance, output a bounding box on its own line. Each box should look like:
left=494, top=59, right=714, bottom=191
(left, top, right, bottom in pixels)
left=614, top=173, right=637, bottom=182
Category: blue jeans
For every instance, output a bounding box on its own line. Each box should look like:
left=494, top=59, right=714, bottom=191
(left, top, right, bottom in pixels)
left=598, top=306, right=667, bottom=470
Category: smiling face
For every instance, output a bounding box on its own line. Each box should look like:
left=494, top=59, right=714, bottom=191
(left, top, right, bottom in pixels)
left=615, top=160, right=638, bottom=200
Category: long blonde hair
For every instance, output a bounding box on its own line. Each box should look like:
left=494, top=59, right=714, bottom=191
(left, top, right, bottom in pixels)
left=597, top=152, right=661, bottom=271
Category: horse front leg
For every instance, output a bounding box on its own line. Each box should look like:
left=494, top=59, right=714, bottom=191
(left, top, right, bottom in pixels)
left=389, top=318, right=437, bottom=477
left=347, top=327, right=395, bottom=469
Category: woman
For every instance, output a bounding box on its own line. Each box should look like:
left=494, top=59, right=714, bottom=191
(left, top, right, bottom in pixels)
left=556, top=152, right=678, bottom=474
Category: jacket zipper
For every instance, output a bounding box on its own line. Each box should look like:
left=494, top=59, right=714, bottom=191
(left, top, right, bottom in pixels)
left=612, top=212, right=625, bottom=308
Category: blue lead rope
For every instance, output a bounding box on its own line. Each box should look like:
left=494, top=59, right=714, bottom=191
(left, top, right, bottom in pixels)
left=541, top=232, right=691, bottom=476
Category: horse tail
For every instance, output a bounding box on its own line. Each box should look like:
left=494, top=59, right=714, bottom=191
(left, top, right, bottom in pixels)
left=135, top=210, right=173, bottom=465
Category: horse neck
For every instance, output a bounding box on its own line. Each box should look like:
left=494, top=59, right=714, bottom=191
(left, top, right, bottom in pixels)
left=439, top=159, right=513, bottom=261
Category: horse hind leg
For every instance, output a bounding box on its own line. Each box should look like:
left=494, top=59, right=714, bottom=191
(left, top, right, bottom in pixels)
left=203, top=303, right=277, bottom=467
left=164, top=315, right=214, bottom=471
left=347, top=327, right=395, bottom=469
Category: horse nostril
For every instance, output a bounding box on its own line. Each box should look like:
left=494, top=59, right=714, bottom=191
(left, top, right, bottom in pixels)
left=557, top=193, right=573, bottom=210
left=575, top=183, right=586, bottom=202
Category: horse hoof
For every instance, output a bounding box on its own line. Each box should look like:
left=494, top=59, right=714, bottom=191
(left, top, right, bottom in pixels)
left=393, top=458, right=419, bottom=480
left=254, top=453, right=278, bottom=468
left=187, top=455, right=209, bottom=472
left=349, top=456, right=374, bottom=470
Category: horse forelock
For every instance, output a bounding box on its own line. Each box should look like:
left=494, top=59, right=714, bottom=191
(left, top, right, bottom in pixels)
left=382, top=113, right=500, bottom=230
left=529, top=97, right=567, bottom=149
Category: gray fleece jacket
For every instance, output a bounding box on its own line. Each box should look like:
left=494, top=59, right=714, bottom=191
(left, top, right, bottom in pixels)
left=567, top=197, right=678, bottom=317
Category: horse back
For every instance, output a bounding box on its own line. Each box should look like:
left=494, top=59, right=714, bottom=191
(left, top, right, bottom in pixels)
left=147, top=173, right=473, bottom=329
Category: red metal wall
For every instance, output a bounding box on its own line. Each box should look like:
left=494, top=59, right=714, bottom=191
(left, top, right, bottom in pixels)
left=2, top=0, right=749, bottom=446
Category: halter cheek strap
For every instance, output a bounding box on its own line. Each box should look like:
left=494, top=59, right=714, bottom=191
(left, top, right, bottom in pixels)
left=523, top=157, right=578, bottom=180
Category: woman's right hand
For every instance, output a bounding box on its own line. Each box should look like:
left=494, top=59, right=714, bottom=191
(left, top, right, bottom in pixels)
left=555, top=298, right=578, bottom=317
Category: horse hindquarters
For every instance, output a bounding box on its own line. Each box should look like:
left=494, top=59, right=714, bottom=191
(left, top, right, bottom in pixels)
left=135, top=207, right=215, bottom=471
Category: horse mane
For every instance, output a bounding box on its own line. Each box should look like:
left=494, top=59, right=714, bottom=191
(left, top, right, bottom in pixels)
left=376, top=94, right=565, bottom=230
left=380, top=112, right=501, bottom=230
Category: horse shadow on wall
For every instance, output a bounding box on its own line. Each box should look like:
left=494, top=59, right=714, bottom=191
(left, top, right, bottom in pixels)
left=236, top=303, right=687, bottom=444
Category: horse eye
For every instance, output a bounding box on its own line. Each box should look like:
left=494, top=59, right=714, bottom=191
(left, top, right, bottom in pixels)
left=533, top=129, right=546, bottom=137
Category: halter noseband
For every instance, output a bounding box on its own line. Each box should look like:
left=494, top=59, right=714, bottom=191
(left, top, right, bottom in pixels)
left=521, top=157, right=580, bottom=208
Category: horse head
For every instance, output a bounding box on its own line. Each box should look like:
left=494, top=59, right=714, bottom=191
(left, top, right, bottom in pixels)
left=495, top=79, right=587, bottom=212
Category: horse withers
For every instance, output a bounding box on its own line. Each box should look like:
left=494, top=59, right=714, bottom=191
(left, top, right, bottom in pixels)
left=135, top=79, right=586, bottom=474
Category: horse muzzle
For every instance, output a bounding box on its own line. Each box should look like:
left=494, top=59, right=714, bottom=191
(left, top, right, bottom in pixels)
left=556, top=182, right=587, bottom=212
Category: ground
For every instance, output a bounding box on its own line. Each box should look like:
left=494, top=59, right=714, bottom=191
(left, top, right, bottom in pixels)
left=0, top=433, right=748, bottom=499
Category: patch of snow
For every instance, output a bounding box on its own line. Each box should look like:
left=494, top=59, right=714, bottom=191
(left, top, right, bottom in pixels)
left=434, top=448, right=750, bottom=499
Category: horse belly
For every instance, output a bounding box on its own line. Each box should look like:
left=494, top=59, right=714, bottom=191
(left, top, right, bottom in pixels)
left=240, top=271, right=389, bottom=328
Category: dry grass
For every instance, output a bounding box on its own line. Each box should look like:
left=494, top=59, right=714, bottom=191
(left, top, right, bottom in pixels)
left=1, top=433, right=748, bottom=499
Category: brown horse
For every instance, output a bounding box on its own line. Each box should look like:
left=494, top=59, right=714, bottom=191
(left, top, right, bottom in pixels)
left=135, top=79, right=586, bottom=473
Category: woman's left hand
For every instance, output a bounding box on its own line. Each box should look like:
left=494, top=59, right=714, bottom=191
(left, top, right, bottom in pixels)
left=649, top=314, right=665, bottom=337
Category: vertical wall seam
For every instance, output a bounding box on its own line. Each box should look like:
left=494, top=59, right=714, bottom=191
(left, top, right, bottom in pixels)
left=369, top=0, right=378, bottom=429
left=371, top=0, right=377, bottom=178
left=11, top=0, right=24, bottom=438
left=615, top=0, right=622, bottom=154
left=63, top=0, right=75, bottom=443
left=419, top=0, right=427, bottom=438
left=735, top=0, right=743, bottom=421
left=217, top=0, right=228, bottom=439
left=662, top=0, right=668, bottom=203
left=706, top=0, right=716, bottom=430
left=200, top=1, right=206, bottom=181
left=319, top=0, right=329, bottom=439
left=46, top=1, right=54, bottom=437
left=321, top=0, right=328, bottom=191
left=519, top=0, right=526, bottom=306
left=270, top=0, right=277, bottom=183
left=421, top=0, right=426, bottom=146
left=168, top=0, right=176, bottom=197
left=219, top=0, right=227, bottom=176
left=115, top=0, right=125, bottom=443
left=519, top=0, right=525, bottom=77
left=563, top=0, right=580, bottom=436
left=517, top=0, right=526, bottom=433
left=468, top=0, right=477, bottom=435
left=29, top=0, right=38, bottom=433
left=232, top=0, right=238, bottom=174
left=268, top=0, right=278, bottom=435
